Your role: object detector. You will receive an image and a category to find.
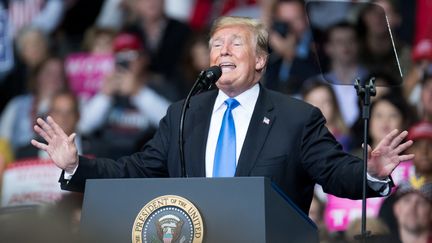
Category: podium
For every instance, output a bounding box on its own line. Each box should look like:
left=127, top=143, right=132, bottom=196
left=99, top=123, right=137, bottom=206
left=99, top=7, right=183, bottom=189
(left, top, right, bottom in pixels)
left=80, top=177, right=318, bottom=243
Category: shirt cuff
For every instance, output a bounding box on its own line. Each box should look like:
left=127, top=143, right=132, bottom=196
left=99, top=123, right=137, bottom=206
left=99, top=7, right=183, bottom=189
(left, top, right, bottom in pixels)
left=64, top=165, right=79, bottom=180
left=367, top=173, right=391, bottom=196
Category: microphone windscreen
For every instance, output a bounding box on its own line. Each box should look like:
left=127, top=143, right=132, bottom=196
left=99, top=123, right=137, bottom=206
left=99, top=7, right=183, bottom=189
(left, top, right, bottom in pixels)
left=205, top=66, right=222, bottom=83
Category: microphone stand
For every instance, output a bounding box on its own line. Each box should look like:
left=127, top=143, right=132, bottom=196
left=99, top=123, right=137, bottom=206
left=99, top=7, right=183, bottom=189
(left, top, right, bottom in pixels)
left=354, top=77, right=376, bottom=243
left=179, top=71, right=208, bottom=178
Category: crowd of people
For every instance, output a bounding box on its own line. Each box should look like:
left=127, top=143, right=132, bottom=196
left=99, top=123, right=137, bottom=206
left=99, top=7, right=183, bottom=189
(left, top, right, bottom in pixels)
left=0, top=0, right=431, bottom=242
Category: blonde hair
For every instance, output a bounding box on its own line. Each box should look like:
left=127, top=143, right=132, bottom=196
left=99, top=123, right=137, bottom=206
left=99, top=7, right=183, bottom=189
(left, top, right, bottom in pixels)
left=209, top=16, right=269, bottom=56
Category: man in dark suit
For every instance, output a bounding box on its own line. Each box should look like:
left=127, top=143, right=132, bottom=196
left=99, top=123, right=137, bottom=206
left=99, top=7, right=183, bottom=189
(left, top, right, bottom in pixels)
left=31, top=16, right=414, bottom=215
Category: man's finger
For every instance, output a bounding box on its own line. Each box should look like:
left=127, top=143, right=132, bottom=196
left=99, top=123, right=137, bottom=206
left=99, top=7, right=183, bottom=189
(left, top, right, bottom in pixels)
left=34, top=125, right=51, bottom=143
left=375, top=129, right=399, bottom=148
left=68, top=133, right=76, bottom=143
left=399, top=154, right=415, bottom=162
left=389, top=130, right=408, bottom=149
left=36, top=118, right=55, bottom=138
left=47, top=116, right=67, bottom=137
left=394, top=140, right=414, bottom=155
left=31, top=139, right=48, bottom=151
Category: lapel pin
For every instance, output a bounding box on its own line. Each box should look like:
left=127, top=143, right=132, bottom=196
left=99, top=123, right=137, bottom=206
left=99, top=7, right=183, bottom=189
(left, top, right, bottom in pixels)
left=263, top=117, right=270, bottom=125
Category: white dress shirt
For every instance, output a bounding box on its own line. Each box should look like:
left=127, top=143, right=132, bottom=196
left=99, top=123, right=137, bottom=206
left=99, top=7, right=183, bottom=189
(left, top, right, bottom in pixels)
left=205, top=84, right=260, bottom=177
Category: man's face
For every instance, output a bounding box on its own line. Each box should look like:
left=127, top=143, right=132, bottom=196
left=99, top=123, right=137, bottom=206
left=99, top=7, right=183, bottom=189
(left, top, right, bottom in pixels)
left=394, top=193, right=432, bottom=235
left=304, top=86, right=335, bottom=124
left=210, top=25, right=265, bottom=97
left=325, top=28, right=359, bottom=65
left=411, top=139, right=432, bottom=175
left=370, top=100, right=402, bottom=143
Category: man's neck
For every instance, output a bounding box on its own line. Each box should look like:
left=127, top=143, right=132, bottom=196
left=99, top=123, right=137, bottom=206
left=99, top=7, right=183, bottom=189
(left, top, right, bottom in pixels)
left=330, top=63, right=359, bottom=84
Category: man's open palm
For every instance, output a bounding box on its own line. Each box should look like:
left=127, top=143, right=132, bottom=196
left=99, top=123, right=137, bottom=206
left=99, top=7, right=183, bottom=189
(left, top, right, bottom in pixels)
left=31, top=116, right=78, bottom=173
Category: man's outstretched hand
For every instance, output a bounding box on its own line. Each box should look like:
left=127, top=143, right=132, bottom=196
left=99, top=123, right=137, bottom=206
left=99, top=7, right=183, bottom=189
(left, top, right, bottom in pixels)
left=367, top=129, right=415, bottom=180
left=31, top=116, right=79, bottom=173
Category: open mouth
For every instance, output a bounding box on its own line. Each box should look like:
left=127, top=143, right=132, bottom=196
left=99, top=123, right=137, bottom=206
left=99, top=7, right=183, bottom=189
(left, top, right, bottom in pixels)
left=219, top=62, right=236, bottom=72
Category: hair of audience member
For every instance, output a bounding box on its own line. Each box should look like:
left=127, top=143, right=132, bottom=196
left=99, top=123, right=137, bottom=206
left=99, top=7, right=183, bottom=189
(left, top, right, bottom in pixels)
left=209, top=16, right=269, bottom=58
left=301, top=79, right=349, bottom=135
left=324, top=21, right=359, bottom=45
left=81, top=26, right=117, bottom=53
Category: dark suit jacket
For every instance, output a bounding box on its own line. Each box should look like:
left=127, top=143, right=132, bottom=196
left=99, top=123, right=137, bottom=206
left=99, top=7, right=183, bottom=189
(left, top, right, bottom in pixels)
left=62, top=85, right=378, bottom=214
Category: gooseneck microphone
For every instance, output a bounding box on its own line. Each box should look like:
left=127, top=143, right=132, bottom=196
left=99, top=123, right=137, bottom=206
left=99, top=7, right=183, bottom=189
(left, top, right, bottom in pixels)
left=179, top=66, right=222, bottom=177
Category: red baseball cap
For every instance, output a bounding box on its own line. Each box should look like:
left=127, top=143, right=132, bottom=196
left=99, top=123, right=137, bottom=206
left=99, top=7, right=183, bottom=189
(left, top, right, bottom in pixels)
left=112, top=33, right=143, bottom=53
left=407, top=121, right=432, bottom=141
left=412, top=39, right=432, bottom=62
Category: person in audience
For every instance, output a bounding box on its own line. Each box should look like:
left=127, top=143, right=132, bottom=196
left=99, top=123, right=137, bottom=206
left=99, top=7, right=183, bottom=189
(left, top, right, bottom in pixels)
left=77, top=32, right=170, bottom=159
left=178, top=31, right=211, bottom=98
left=263, top=0, right=320, bottom=96
left=392, top=178, right=432, bottom=243
left=321, top=21, right=369, bottom=128
left=367, top=94, right=416, bottom=154
left=350, top=94, right=416, bottom=237
left=407, top=121, right=432, bottom=182
left=125, top=0, right=192, bottom=79
left=0, top=27, right=51, bottom=113
left=349, top=71, right=406, bottom=149
left=379, top=120, right=432, bottom=239
left=15, top=91, right=86, bottom=160
left=357, top=0, right=411, bottom=80
left=419, top=71, right=432, bottom=122
left=302, top=81, right=351, bottom=151
left=344, top=217, right=391, bottom=243
left=81, top=26, right=117, bottom=55
left=0, top=56, right=67, bottom=151
left=64, top=26, right=117, bottom=102
left=403, top=39, right=432, bottom=104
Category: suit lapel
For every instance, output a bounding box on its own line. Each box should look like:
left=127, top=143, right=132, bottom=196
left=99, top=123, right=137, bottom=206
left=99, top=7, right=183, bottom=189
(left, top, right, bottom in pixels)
left=185, top=90, right=218, bottom=177
left=235, top=87, right=275, bottom=176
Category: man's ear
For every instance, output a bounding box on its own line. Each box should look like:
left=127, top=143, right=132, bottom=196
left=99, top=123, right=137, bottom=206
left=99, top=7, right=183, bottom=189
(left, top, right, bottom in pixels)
left=255, top=54, right=267, bottom=72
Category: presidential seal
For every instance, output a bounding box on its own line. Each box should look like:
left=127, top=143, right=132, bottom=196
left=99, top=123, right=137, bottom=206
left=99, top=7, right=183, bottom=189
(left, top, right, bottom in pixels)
left=132, top=195, right=204, bottom=243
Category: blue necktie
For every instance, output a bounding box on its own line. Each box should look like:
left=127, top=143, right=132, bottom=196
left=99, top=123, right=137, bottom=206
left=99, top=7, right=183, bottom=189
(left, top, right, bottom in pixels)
left=213, top=98, right=240, bottom=177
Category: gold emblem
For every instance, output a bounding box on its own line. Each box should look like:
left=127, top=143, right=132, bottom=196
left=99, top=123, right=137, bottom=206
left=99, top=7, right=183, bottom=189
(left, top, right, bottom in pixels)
left=410, top=176, right=426, bottom=190
left=132, top=195, right=204, bottom=243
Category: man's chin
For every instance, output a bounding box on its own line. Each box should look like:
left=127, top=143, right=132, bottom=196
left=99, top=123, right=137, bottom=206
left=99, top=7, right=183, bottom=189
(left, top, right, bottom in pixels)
left=216, top=78, right=234, bottom=87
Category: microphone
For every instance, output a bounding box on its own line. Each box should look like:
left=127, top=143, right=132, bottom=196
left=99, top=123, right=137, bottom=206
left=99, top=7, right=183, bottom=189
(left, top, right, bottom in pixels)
left=194, top=65, right=222, bottom=93
left=178, top=65, right=222, bottom=177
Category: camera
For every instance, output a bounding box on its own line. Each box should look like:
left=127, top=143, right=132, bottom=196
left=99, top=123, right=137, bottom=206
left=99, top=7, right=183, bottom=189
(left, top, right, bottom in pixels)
left=114, top=50, right=139, bottom=69
left=272, top=20, right=290, bottom=37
